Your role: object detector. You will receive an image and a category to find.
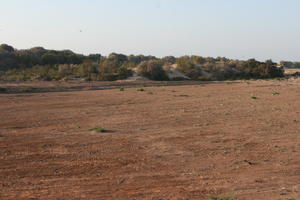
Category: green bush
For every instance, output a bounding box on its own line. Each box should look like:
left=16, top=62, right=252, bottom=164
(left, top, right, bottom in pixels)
left=89, top=127, right=106, bottom=133
left=176, top=56, right=203, bottom=80
left=137, top=60, right=169, bottom=81
left=209, top=196, right=233, bottom=200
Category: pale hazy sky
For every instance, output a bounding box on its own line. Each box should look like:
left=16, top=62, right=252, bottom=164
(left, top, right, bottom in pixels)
left=1, top=0, right=300, bottom=61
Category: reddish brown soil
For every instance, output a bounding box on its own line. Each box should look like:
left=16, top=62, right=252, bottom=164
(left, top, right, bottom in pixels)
left=0, top=80, right=300, bottom=200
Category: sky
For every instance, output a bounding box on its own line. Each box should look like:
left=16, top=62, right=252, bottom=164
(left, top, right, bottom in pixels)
left=1, top=0, right=300, bottom=62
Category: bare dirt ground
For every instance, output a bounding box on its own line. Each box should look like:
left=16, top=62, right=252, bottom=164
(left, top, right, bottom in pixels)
left=0, top=80, right=300, bottom=200
left=284, top=68, right=300, bottom=75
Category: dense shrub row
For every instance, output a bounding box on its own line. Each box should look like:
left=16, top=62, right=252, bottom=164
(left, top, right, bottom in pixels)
left=280, top=61, right=300, bottom=68
left=0, top=44, right=284, bottom=81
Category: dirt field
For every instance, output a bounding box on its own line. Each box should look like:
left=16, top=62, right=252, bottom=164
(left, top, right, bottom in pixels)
left=0, top=80, right=300, bottom=200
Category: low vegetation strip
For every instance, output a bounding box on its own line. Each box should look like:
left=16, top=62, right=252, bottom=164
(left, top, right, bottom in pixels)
left=0, top=80, right=240, bottom=94
left=0, top=44, right=284, bottom=82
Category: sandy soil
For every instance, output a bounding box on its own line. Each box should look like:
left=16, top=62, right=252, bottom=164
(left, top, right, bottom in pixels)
left=0, top=80, right=299, bottom=200
left=284, top=68, right=300, bottom=75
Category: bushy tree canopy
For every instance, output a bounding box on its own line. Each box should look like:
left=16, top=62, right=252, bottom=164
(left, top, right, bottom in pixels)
left=0, top=44, right=285, bottom=81
left=137, top=60, right=169, bottom=81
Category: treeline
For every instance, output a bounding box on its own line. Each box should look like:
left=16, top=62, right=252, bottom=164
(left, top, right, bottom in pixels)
left=0, top=44, right=100, bottom=70
left=280, top=61, right=300, bottom=69
left=0, top=44, right=284, bottom=81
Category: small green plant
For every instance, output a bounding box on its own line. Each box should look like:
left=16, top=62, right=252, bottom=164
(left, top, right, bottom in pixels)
left=272, top=92, right=280, bottom=95
left=89, top=127, right=106, bottom=133
left=0, top=87, right=8, bottom=93
left=209, top=196, right=234, bottom=200
left=137, top=88, right=145, bottom=92
left=287, top=198, right=296, bottom=200
left=251, top=96, right=257, bottom=100
left=119, top=87, right=125, bottom=91
left=179, top=94, right=189, bottom=97
left=76, top=125, right=81, bottom=129
left=20, top=88, right=32, bottom=93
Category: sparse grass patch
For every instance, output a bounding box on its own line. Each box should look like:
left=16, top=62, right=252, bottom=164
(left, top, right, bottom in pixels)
left=119, top=87, right=125, bottom=91
left=137, top=88, right=145, bottom=92
left=272, top=92, right=280, bottom=95
left=275, top=77, right=286, bottom=81
left=209, top=196, right=234, bottom=200
left=147, top=91, right=153, bottom=95
left=179, top=94, right=189, bottom=97
left=0, top=87, right=8, bottom=93
left=19, top=87, right=33, bottom=93
left=6, top=126, right=26, bottom=130
left=89, top=127, right=107, bottom=133
left=251, top=96, right=257, bottom=100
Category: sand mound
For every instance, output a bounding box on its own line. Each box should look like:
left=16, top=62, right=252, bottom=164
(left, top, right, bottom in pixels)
left=125, top=73, right=150, bottom=81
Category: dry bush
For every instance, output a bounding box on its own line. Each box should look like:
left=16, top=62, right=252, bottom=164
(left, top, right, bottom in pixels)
left=137, top=60, right=169, bottom=81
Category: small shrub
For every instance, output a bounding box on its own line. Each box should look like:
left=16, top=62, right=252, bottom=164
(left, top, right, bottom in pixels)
left=90, top=127, right=106, bottom=133
left=179, top=94, right=189, bottom=97
left=119, top=87, right=125, bottom=91
left=20, top=88, right=32, bottom=93
left=209, top=196, right=234, bottom=200
left=251, top=96, right=257, bottom=100
left=176, top=56, right=203, bottom=80
left=0, top=87, right=8, bottom=93
left=272, top=92, right=280, bottom=95
left=136, top=60, right=169, bottom=81
left=137, top=88, right=145, bottom=92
